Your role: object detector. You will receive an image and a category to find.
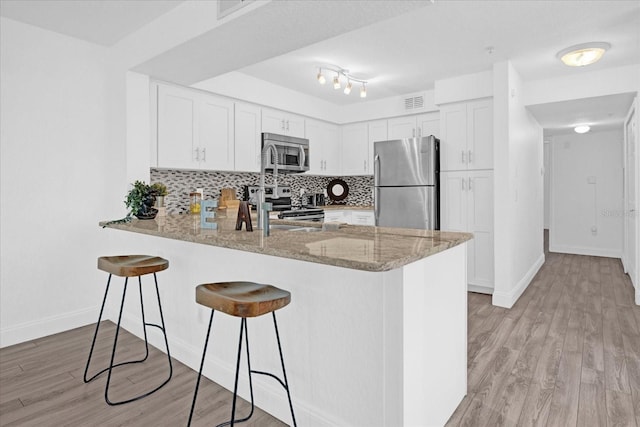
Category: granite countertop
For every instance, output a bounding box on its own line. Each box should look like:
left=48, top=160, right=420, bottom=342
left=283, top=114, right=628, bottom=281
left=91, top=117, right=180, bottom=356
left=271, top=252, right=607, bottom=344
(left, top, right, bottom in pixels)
left=100, top=214, right=472, bottom=272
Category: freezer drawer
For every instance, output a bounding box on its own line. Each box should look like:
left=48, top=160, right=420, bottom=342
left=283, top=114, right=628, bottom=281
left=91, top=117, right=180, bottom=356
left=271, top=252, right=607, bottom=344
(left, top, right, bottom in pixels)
left=375, top=186, right=439, bottom=230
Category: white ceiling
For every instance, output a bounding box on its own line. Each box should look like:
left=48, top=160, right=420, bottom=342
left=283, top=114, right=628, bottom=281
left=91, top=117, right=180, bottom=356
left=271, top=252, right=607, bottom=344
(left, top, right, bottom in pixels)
left=0, top=0, right=183, bottom=46
left=1, top=0, right=638, bottom=134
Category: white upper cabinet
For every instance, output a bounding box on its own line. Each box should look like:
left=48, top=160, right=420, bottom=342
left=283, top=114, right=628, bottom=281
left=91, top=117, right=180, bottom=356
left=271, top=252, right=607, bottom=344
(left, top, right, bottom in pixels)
left=262, top=108, right=305, bottom=138
left=387, top=112, right=439, bottom=140
left=341, top=122, right=369, bottom=175
left=234, top=102, right=261, bottom=172
left=306, top=119, right=340, bottom=175
left=157, top=84, right=234, bottom=171
left=368, top=120, right=388, bottom=175
left=440, top=99, right=493, bottom=171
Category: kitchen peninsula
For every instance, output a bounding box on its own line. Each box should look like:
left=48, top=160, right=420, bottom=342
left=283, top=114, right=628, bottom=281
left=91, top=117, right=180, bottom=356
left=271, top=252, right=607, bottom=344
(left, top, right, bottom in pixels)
left=100, top=214, right=471, bottom=426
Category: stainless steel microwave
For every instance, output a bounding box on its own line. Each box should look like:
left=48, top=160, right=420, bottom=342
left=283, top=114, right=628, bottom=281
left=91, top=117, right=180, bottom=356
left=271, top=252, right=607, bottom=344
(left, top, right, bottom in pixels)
left=261, top=133, right=309, bottom=173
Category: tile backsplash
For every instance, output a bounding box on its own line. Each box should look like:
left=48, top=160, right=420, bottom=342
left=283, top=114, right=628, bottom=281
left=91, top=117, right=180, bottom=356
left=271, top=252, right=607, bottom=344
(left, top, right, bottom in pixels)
left=150, top=168, right=373, bottom=214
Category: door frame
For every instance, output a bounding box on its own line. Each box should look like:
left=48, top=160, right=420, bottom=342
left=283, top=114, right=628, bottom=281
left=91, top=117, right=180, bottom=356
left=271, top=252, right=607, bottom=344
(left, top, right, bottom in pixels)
left=623, top=95, right=639, bottom=305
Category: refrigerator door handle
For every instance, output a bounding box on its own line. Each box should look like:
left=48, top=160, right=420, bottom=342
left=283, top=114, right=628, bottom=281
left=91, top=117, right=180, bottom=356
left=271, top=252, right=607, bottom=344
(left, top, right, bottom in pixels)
left=374, top=154, right=380, bottom=186
left=374, top=186, right=380, bottom=224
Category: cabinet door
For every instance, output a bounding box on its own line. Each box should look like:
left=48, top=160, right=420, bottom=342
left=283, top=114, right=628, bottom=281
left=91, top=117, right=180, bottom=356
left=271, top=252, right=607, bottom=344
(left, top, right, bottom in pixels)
left=285, top=114, right=305, bottom=138
left=324, top=210, right=346, bottom=223
left=368, top=120, right=387, bottom=175
left=387, top=116, right=417, bottom=139
left=157, top=84, right=197, bottom=169
left=352, top=211, right=375, bottom=226
left=417, top=112, right=440, bottom=139
left=261, top=108, right=286, bottom=134
left=467, top=99, right=493, bottom=170
left=323, top=123, right=341, bottom=175
left=305, top=119, right=325, bottom=174
left=440, top=103, right=467, bottom=171
left=198, top=94, right=234, bottom=171
left=467, top=170, right=494, bottom=287
left=439, top=171, right=468, bottom=232
left=234, top=102, right=261, bottom=172
left=341, top=123, right=369, bottom=175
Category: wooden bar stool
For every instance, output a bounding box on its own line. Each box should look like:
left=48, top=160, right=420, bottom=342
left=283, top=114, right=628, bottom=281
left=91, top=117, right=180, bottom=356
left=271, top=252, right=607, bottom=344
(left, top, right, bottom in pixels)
left=188, top=281, right=297, bottom=427
left=84, top=255, right=173, bottom=405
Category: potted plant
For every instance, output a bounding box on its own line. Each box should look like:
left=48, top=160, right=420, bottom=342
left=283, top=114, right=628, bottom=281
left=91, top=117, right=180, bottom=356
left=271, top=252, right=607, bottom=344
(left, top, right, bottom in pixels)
left=150, top=182, right=168, bottom=208
left=125, top=180, right=157, bottom=219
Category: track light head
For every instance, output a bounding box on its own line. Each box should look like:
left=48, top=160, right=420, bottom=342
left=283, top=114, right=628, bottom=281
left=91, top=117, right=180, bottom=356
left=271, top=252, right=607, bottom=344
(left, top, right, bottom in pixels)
left=344, top=80, right=352, bottom=95
left=317, top=68, right=326, bottom=84
left=360, top=83, right=367, bottom=98
left=333, top=75, right=341, bottom=89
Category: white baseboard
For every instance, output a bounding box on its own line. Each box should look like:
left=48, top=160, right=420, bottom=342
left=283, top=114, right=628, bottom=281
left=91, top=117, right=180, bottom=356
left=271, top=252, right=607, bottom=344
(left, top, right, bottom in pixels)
left=468, top=284, right=493, bottom=295
left=549, top=244, right=622, bottom=259
left=493, top=254, right=545, bottom=309
left=118, top=311, right=349, bottom=427
left=0, top=306, right=99, bottom=348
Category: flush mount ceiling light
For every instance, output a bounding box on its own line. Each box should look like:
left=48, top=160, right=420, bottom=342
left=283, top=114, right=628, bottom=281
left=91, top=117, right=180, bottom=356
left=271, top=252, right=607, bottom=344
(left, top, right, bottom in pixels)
left=574, top=125, right=591, bottom=134
left=557, top=42, right=611, bottom=67
left=318, top=66, right=368, bottom=97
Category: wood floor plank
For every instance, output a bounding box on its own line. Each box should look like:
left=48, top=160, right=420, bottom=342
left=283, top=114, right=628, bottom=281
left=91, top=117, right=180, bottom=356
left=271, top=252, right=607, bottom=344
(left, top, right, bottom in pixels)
left=576, top=383, right=607, bottom=427
left=605, top=389, right=636, bottom=427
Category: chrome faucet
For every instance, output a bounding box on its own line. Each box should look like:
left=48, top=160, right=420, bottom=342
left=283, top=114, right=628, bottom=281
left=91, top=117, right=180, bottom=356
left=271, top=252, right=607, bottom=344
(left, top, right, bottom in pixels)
left=257, top=142, right=279, bottom=235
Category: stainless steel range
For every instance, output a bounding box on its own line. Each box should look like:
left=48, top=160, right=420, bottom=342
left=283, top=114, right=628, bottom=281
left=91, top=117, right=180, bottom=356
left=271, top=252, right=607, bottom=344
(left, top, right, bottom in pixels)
left=244, top=185, right=292, bottom=211
left=277, top=208, right=325, bottom=222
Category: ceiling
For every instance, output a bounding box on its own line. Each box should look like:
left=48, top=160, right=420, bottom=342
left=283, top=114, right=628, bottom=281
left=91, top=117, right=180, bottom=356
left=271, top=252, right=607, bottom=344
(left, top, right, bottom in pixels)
left=0, top=0, right=183, bottom=46
left=1, top=0, right=638, bottom=134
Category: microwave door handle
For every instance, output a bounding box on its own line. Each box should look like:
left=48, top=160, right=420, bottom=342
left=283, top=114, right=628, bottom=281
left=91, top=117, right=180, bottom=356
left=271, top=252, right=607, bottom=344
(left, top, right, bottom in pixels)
left=299, top=145, right=306, bottom=168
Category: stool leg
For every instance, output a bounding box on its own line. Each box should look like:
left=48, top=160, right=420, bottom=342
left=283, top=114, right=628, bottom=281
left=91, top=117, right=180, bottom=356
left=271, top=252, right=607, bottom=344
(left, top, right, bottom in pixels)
left=104, top=277, right=129, bottom=405
left=136, top=275, right=150, bottom=363
left=151, top=272, right=173, bottom=385
left=188, top=310, right=215, bottom=427
left=272, top=312, right=297, bottom=427
left=84, top=273, right=113, bottom=383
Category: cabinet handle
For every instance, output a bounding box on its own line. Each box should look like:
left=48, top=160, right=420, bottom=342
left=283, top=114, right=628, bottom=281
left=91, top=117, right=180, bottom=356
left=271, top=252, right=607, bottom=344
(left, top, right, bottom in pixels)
left=194, top=147, right=200, bottom=162
left=202, top=148, right=206, bottom=162
left=412, top=128, right=416, bottom=138
left=461, top=150, right=466, bottom=164
left=281, top=119, right=285, bottom=130
left=468, top=150, right=472, bottom=164
left=468, top=177, right=472, bottom=191
left=286, top=120, right=290, bottom=131
left=364, top=160, right=367, bottom=172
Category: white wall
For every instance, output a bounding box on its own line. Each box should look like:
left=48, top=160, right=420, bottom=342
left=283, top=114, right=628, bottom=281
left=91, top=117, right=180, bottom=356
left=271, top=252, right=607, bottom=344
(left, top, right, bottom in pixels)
left=492, top=61, right=545, bottom=308
left=0, top=18, right=121, bottom=346
left=544, top=141, right=551, bottom=229
left=549, top=129, right=624, bottom=257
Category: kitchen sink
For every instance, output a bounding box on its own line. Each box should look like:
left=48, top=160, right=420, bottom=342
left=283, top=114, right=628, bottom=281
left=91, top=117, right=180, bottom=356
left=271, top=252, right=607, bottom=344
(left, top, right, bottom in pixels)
left=270, top=224, right=322, bottom=232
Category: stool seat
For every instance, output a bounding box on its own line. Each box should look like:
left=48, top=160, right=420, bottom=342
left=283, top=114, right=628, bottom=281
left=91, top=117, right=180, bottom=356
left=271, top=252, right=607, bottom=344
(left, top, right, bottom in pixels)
left=196, top=282, right=291, bottom=318
left=98, top=255, right=169, bottom=277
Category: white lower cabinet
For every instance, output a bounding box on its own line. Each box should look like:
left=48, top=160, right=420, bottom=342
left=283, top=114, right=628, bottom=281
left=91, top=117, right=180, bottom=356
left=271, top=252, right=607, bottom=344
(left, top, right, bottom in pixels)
left=323, top=210, right=374, bottom=226
left=441, top=170, right=494, bottom=292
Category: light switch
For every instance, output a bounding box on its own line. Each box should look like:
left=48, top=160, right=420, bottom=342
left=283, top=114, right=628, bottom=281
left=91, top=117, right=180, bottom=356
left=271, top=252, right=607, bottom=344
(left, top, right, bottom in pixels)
left=587, top=176, right=597, bottom=184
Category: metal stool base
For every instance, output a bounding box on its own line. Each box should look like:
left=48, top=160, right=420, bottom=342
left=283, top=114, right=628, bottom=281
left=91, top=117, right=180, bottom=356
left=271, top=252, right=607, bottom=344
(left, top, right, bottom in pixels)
left=83, top=273, right=173, bottom=405
left=188, top=311, right=297, bottom=427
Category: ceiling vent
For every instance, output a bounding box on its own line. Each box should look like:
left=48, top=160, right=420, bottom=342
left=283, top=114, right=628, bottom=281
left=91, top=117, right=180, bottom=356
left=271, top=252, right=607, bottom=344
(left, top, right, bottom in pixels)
left=218, top=0, right=254, bottom=20
left=404, top=94, right=425, bottom=111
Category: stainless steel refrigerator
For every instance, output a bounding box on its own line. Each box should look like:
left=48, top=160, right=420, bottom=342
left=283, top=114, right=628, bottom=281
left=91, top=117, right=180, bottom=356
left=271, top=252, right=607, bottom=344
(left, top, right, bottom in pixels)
left=374, top=136, right=440, bottom=230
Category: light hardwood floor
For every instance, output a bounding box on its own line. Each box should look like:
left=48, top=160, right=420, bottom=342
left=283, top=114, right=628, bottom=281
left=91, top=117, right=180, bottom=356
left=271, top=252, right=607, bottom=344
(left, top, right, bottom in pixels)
left=1, top=237, right=638, bottom=426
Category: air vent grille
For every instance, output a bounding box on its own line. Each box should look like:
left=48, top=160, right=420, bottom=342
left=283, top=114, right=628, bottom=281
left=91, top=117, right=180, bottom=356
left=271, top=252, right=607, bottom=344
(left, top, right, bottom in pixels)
left=404, top=94, right=425, bottom=111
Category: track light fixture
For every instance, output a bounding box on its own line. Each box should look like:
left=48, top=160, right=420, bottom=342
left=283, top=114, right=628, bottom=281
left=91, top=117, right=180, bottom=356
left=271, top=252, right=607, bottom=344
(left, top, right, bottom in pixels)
left=318, top=66, right=368, bottom=98
left=317, top=68, right=326, bottom=84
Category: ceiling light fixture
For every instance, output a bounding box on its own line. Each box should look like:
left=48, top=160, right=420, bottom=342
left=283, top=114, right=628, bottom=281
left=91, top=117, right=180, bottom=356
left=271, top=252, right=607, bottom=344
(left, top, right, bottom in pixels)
left=574, top=125, right=591, bottom=134
left=557, top=42, right=611, bottom=67
left=344, top=80, right=352, bottom=95
left=318, top=66, right=369, bottom=97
